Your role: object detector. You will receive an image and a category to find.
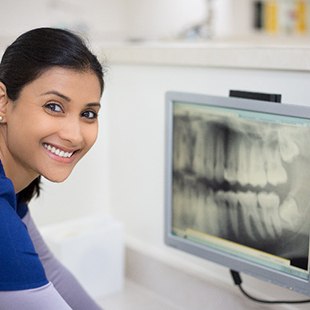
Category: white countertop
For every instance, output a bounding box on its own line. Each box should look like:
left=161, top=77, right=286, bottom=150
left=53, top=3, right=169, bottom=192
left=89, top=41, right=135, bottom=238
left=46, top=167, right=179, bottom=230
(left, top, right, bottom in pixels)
left=99, top=36, right=310, bottom=72
left=97, top=279, right=181, bottom=310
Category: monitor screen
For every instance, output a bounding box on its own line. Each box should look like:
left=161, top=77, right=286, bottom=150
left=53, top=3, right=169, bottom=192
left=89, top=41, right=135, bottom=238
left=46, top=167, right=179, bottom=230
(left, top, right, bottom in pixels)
left=164, top=91, right=310, bottom=296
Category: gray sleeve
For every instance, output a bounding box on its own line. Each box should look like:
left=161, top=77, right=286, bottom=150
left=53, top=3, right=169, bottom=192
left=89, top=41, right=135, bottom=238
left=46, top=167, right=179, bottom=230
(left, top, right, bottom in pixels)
left=0, top=282, right=72, bottom=310
left=22, top=212, right=103, bottom=310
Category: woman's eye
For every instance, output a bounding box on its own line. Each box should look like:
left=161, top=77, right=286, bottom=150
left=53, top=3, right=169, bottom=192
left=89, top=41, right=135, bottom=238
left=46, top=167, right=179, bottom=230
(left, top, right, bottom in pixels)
left=82, top=110, right=98, bottom=120
left=44, top=103, right=63, bottom=113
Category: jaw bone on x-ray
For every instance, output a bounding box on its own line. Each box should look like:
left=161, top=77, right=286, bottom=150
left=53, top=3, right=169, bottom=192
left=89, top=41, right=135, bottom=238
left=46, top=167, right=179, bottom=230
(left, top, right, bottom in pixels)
left=172, top=103, right=310, bottom=270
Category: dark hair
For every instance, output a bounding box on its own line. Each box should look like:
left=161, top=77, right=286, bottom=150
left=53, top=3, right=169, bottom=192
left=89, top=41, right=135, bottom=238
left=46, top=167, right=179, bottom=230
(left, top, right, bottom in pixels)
left=0, top=27, right=105, bottom=203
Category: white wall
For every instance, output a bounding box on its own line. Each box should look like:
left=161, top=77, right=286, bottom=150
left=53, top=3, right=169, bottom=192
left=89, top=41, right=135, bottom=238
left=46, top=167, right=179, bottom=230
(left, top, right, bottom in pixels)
left=122, top=0, right=205, bottom=40
left=0, top=0, right=208, bottom=42
left=0, top=0, right=127, bottom=41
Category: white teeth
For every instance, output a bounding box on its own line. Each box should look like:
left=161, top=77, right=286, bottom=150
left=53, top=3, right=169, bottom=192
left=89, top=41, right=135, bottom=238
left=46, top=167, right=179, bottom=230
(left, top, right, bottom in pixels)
left=43, top=143, right=73, bottom=158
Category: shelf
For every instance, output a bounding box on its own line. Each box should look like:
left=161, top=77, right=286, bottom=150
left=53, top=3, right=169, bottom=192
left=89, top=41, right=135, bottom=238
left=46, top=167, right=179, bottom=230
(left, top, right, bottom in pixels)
left=98, top=36, right=310, bottom=72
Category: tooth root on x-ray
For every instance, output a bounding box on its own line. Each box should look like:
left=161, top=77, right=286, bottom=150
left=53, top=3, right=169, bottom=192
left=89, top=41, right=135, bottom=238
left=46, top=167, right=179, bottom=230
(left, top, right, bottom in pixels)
left=264, top=144, right=287, bottom=186
left=214, top=128, right=225, bottom=183
left=173, top=119, right=183, bottom=171
left=174, top=117, right=192, bottom=171
left=237, top=134, right=249, bottom=186
left=205, top=191, right=221, bottom=235
left=269, top=206, right=283, bottom=238
left=215, top=191, right=231, bottom=236
left=242, top=191, right=267, bottom=240
left=278, top=129, right=300, bottom=163
left=226, top=191, right=239, bottom=237
left=224, top=131, right=238, bottom=184
left=204, top=126, right=215, bottom=180
left=173, top=179, right=186, bottom=229
left=192, top=121, right=209, bottom=177
left=194, top=188, right=218, bottom=234
left=258, top=192, right=281, bottom=239
left=238, top=191, right=259, bottom=241
left=248, top=139, right=267, bottom=187
left=187, top=181, right=197, bottom=225
left=193, top=185, right=207, bottom=231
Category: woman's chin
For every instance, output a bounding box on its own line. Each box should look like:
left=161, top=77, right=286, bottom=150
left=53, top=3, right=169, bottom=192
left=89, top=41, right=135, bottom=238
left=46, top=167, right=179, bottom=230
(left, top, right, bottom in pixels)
left=43, top=173, right=71, bottom=183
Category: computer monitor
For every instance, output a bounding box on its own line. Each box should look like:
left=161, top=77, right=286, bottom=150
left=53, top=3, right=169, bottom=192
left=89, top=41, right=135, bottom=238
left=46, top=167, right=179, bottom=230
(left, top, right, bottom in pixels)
left=164, top=91, right=310, bottom=297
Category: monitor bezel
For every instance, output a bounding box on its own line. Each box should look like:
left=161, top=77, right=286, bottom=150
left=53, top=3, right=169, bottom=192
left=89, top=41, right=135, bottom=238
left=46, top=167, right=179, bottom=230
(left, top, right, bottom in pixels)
left=164, top=91, right=310, bottom=296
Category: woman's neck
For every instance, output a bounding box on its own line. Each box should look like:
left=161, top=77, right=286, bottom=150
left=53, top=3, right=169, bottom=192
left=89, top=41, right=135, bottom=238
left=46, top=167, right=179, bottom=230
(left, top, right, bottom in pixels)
left=0, top=132, right=38, bottom=193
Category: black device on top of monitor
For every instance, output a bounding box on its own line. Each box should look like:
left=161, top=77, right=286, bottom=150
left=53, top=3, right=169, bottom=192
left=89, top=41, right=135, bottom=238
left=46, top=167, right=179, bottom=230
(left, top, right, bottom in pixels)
left=164, top=91, right=310, bottom=297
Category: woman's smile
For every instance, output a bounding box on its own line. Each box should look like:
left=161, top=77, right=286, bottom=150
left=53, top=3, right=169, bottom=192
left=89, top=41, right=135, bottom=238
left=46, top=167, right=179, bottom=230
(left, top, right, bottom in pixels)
left=42, top=142, right=77, bottom=161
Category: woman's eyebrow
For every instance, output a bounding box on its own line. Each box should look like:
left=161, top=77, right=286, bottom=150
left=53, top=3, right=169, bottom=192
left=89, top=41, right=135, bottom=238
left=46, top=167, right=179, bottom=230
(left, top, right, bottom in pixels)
left=86, top=103, right=101, bottom=108
left=41, top=90, right=71, bottom=102
left=41, top=91, right=101, bottom=107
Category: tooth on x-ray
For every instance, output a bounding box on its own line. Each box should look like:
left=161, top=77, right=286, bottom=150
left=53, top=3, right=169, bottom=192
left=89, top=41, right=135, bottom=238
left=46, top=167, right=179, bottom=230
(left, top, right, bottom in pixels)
left=237, top=133, right=249, bottom=186
left=248, top=138, right=267, bottom=187
left=214, top=128, right=225, bottom=183
left=279, top=196, right=300, bottom=229
left=278, top=129, right=300, bottom=163
left=204, top=125, right=215, bottom=180
left=237, top=191, right=258, bottom=241
left=258, top=192, right=282, bottom=239
left=263, top=143, right=288, bottom=186
left=226, top=191, right=239, bottom=237
left=224, top=130, right=238, bottom=184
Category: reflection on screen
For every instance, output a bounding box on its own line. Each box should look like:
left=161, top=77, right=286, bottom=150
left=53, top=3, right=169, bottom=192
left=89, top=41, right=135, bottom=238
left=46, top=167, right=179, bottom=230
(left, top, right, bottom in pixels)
left=172, top=101, right=310, bottom=281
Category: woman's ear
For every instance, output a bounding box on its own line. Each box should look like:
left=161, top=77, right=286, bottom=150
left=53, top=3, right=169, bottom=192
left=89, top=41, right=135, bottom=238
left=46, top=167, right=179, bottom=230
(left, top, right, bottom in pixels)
left=0, top=82, right=9, bottom=122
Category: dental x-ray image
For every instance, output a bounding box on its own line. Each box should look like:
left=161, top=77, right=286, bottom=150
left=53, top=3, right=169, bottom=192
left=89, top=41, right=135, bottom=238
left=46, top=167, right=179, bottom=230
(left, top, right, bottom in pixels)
left=172, top=102, right=310, bottom=271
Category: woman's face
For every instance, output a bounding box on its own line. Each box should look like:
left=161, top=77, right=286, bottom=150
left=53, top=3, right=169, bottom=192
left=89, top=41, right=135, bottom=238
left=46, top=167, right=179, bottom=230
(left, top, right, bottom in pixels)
left=4, top=67, right=102, bottom=183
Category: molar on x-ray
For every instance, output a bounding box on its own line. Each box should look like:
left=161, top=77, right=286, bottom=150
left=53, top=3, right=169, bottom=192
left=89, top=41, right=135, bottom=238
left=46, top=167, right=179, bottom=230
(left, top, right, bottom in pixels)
left=172, top=104, right=310, bottom=270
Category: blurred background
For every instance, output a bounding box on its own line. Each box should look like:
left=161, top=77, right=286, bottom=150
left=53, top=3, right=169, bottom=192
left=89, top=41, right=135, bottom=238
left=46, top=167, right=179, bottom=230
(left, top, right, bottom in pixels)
left=1, top=1, right=310, bottom=309
left=1, top=0, right=310, bottom=46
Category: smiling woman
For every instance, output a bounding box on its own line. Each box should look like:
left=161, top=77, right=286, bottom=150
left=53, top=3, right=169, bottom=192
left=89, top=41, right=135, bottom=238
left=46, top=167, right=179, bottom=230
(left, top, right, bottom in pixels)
left=0, top=28, right=104, bottom=309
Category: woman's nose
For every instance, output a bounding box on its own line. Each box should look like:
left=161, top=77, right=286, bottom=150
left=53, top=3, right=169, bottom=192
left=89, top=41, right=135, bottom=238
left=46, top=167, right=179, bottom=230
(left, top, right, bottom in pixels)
left=58, top=118, right=83, bottom=145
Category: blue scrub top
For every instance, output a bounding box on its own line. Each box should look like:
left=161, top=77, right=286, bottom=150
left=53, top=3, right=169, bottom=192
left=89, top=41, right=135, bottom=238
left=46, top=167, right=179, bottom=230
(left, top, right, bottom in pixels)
left=0, top=161, right=48, bottom=291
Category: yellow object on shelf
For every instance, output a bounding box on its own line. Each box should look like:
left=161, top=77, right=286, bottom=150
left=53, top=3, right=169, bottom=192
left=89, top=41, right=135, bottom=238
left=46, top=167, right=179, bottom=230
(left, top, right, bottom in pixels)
left=296, top=0, right=307, bottom=33
left=265, top=0, right=279, bottom=33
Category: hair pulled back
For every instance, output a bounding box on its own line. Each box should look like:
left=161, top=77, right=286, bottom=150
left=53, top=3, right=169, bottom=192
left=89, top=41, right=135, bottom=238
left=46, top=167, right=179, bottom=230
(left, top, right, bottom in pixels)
left=0, top=27, right=105, bottom=202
